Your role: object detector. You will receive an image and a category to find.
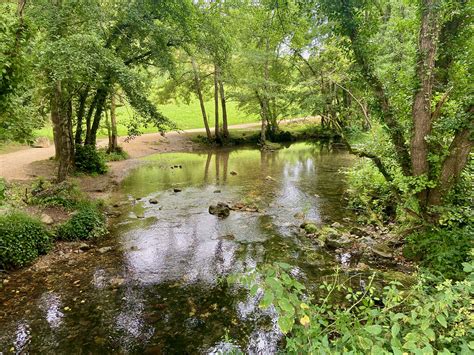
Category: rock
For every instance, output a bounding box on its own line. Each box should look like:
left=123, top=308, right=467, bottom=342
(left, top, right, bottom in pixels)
left=294, top=212, right=305, bottom=219
left=213, top=190, right=221, bottom=193
left=135, top=213, right=145, bottom=219
left=209, top=202, right=231, bottom=218
left=350, top=227, right=369, bottom=237
left=149, top=198, right=159, bottom=204
left=109, top=277, right=125, bottom=288
left=342, top=217, right=351, bottom=223
left=356, top=262, right=369, bottom=271
left=3, top=279, right=9, bottom=284
left=32, top=136, right=51, bottom=148
left=78, top=243, right=91, bottom=251
left=40, top=213, right=54, bottom=225
left=113, top=201, right=129, bottom=208
left=98, top=246, right=113, bottom=254
left=218, top=234, right=235, bottom=241
left=326, top=233, right=353, bottom=249
left=372, top=244, right=393, bottom=259
left=265, top=176, right=275, bottom=181
left=173, top=188, right=182, bottom=193
left=331, top=222, right=342, bottom=229
left=230, top=171, right=238, bottom=176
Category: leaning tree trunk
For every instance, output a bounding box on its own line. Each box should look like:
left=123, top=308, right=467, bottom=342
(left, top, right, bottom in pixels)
left=85, top=86, right=108, bottom=146
left=214, top=63, right=221, bottom=142
left=191, top=57, right=212, bottom=140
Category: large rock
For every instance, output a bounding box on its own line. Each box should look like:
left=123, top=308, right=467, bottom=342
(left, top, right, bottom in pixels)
left=350, top=227, right=369, bottom=237
left=326, top=233, right=353, bottom=249
left=209, top=203, right=230, bottom=218
left=372, top=244, right=393, bottom=259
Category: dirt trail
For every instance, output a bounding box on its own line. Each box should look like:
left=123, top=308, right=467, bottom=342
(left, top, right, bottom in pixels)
left=0, top=118, right=312, bottom=181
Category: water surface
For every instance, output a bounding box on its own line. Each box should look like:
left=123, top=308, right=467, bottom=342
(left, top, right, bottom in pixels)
left=1, top=142, right=373, bottom=353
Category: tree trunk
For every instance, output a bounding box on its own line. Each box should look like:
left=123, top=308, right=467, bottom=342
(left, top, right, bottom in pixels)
left=105, top=107, right=112, bottom=149
left=411, top=0, right=439, bottom=207
left=218, top=76, right=229, bottom=138
left=74, top=86, right=89, bottom=144
left=85, top=87, right=108, bottom=146
left=109, top=89, right=118, bottom=152
left=214, top=63, right=220, bottom=142
left=191, top=57, right=212, bottom=140
left=52, top=81, right=74, bottom=182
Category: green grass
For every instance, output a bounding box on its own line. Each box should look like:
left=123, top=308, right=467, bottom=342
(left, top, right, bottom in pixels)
left=33, top=99, right=259, bottom=141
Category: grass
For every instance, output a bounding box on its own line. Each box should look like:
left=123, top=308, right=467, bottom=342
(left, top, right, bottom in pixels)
left=33, top=99, right=259, bottom=141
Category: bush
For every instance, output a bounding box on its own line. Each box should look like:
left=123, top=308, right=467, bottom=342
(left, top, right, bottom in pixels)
left=345, top=160, right=396, bottom=223
left=29, top=179, right=82, bottom=209
left=0, top=178, right=6, bottom=204
left=104, top=147, right=129, bottom=162
left=56, top=202, right=107, bottom=241
left=0, top=211, right=52, bottom=269
left=404, top=225, right=473, bottom=280
left=231, top=259, right=474, bottom=354
left=75, top=145, right=108, bottom=174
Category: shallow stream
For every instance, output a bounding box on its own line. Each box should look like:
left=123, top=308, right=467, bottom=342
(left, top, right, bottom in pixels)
left=0, top=142, right=402, bottom=353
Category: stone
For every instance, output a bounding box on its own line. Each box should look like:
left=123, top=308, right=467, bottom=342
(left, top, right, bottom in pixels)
left=213, top=190, right=221, bottom=193
left=32, top=137, right=51, bottom=148
left=230, top=171, right=238, bottom=176
left=218, top=234, right=235, bottom=241
left=149, top=198, right=159, bottom=204
left=331, top=222, right=342, bottom=229
left=173, top=188, right=182, bottom=193
left=40, top=213, right=54, bottom=225
left=350, top=227, right=369, bottom=237
left=78, top=243, right=91, bottom=251
left=356, top=262, right=369, bottom=271
left=372, top=244, right=393, bottom=259
left=294, top=212, right=305, bottom=219
left=98, top=246, right=113, bottom=254
left=326, top=233, right=353, bottom=249
left=209, top=202, right=231, bottom=218
left=265, top=176, right=275, bottom=181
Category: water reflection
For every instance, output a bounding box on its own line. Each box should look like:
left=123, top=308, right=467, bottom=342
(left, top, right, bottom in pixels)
left=0, top=142, right=356, bottom=353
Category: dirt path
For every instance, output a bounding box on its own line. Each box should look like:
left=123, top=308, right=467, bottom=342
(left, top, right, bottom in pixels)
left=0, top=118, right=313, bottom=182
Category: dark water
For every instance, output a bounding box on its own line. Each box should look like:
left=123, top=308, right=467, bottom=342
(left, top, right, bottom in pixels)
left=0, top=142, right=392, bottom=353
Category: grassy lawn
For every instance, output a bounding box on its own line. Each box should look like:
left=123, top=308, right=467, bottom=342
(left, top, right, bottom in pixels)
left=34, top=99, right=259, bottom=140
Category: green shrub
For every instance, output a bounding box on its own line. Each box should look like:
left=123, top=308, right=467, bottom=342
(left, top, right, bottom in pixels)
left=30, top=179, right=82, bottom=209
left=404, top=225, right=473, bottom=280
left=0, top=211, right=52, bottom=269
left=0, top=178, right=6, bottom=203
left=345, top=160, right=396, bottom=223
left=104, top=147, right=129, bottom=162
left=56, top=202, right=107, bottom=241
left=231, top=258, right=474, bottom=354
left=75, top=145, right=108, bottom=174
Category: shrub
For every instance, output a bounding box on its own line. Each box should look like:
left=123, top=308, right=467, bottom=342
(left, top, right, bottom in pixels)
left=104, top=147, right=129, bottom=162
left=231, top=259, right=474, bottom=354
left=56, top=202, right=107, bottom=241
left=0, top=178, right=5, bottom=203
left=0, top=211, right=52, bottom=269
left=345, top=160, right=396, bottom=223
left=75, top=145, right=107, bottom=174
left=29, top=179, right=82, bottom=209
left=404, top=225, right=473, bottom=280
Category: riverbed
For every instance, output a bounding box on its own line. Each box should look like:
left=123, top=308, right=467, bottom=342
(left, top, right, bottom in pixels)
left=0, top=142, right=403, bottom=353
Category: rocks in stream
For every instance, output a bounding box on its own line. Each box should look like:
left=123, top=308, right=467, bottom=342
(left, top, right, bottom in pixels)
left=149, top=198, right=159, bottom=204
left=98, top=246, right=113, bottom=254
left=230, top=171, right=238, bottom=176
left=173, top=188, right=182, bottom=193
left=209, top=203, right=231, bottom=218
left=325, top=233, right=353, bottom=249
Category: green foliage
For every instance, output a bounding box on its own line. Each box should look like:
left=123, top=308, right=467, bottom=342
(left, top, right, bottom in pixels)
left=0, top=178, right=6, bottom=204
left=29, top=179, right=82, bottom=209
left=56, top=202, right=107, bottom=241
left=231, top=260, right=474, bottom=354
left=75, top=145, right=108, bottom=175
left=345, top=160, right=396, bottom=223
left=0, top=211, right=52, bottom=269
left=103, top=147, right=129, bottom=162
left=405, top=226, right=473, bottom=280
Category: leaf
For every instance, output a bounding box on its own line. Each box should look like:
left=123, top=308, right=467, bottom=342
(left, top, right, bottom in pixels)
left=250, top=284, right=259, bottom=296
left=278, top=315, right=294, bottom=334
left=278, top=298, right=294, bottom=314
left=391, top=323, right=400, bottom=338
left=300, top=303, right=309, bottom=310
left=436, top=314, right=447, bottom=328
left=259, top=291, right=274, bottom=309
left=365, top=325, right=382, bottom=335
